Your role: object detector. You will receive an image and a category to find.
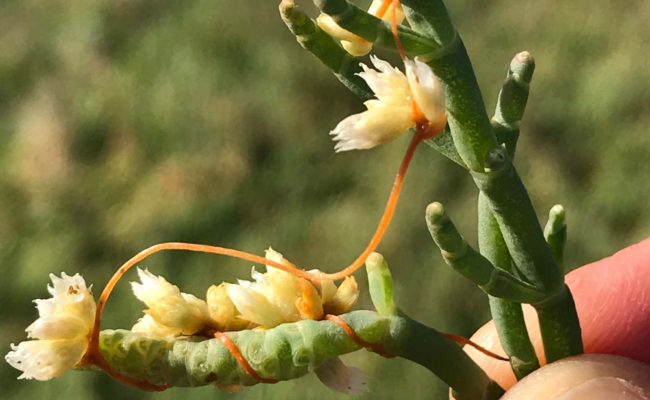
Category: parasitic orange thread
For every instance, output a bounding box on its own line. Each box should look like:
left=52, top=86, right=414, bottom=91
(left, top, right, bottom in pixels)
left=442, top=333, right=510, bottom=362
left=87, top=130, right=425, bottom=385
left=83, top=349, right=170, bottom=391
left=215, top=332, right=279, bottom=384
left=325, top=314, right=393, bottom=358
left=90, top=7, right=439, bottom=380
left=390, top=0, right=406, bottom=60
left=375, top=0, right=392, bottom=19
left=319, top=130, right=425, bottom=281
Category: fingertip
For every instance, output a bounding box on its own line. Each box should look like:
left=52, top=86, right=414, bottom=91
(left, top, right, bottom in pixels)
left=566, top=237, right=650, bottom=363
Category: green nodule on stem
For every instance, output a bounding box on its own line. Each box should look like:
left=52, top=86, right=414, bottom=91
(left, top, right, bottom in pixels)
left=492, top=51, right=535, bottom=155
left=544, top=204, right=567, bottom=270
left=365, top=252, right=397, bottom=316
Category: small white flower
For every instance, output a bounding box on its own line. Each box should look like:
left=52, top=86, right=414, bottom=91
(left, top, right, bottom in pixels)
left=331, top=56, right=446, bottom=152
left=5, top=273, right=96, bottom=380
left=131, top=314, right=181, bottom=337
left=220, top=248, right=360, bottom=329
left=206, top=283, right=250, bottom=331
left=226, top=283, right=285, bottom=328
left=131, top=268, right=211, bottom=336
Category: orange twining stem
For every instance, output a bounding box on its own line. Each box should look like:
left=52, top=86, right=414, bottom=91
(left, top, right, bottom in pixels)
left=87, top=130, right=425, bottom=384
left=325, top=314, right=393, bottom=358
left=442, top=333, right=510, bottom=362
left=375, top=0, right=392, bottom=19
left=320, top=130, right=424, bottom=281
left=390, top=0, right=406, bottom=60
left=215, top=332, right=279, bottom=384
left=83, top=350, right=170, bottom=391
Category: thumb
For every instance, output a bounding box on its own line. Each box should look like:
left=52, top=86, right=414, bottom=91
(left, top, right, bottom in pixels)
left=500, top=354, right=650, bottom=399
left=466, top=237, right=650, bottom=390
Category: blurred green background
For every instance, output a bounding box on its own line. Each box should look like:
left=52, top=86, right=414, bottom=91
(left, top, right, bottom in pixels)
left=1, top=0, right=648, bottom=398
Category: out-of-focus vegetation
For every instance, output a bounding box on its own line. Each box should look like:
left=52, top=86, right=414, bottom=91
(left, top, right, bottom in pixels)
left=1, top=0, right=648, bottom=398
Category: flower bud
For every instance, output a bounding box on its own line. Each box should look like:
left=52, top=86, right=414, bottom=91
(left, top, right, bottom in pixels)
left=131, top=268, right=210, bottom=335
left=206, top=283, right=249, bottom=331
left=323, top=276, right=359, bottom=315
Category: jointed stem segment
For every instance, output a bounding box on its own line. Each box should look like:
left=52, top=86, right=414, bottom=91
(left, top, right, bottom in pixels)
left=215, top=332, right=279, bottom=384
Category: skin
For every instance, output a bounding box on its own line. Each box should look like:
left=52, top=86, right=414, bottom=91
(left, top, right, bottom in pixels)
left=463, top=238, right=650, bottom=397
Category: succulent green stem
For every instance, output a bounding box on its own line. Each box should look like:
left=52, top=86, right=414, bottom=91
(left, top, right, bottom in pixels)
left=425, top=126, right=467, bottom=168
left=491, top=51, right=534, bottom=152
left=480, top=51, right=539, bottom=380
left=313, top=0, right=441, bottom=56
left=426, top=202, right=547, bottom=303
left=536, top=285, right=583, bottom=362
left=470, top=147, right=561, bottom=292
left=97, top=311, right=504, bottom=399
left=480, top=195, right=540, bottom=380
left=471, top=148, right=583, bottom=359
left=399, top=0, right=456, bottom=46
left=399, top=0, right=499, bottom=171
left=423, top=42, right=498, bottom=171
left=544, top=204, right=567, bottom=270
left=279, top=0, right=373, bottom=100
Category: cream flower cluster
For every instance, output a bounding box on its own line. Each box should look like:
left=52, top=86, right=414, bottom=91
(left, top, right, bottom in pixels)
left=130, top=268, right=213, bottom=336
left=130, top=248, right=359, bottom=335
left=317, top=0, right=404, bottom=56
left=5, top=273, right=96, bottom=380
left=331, top=56, right=446, bottom=152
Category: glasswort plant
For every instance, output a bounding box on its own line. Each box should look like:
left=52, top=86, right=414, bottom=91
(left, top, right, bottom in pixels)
left=8, top=0, right=624, bottom=398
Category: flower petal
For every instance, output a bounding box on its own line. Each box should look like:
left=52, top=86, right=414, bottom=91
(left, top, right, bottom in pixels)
left=314, top=357, right=369, bottom=395
left=207, top=284, right=250, bottom=331
left=316, top=14, right=365, bottom=43
left=38, top=273, right=95, bottom=326
left=330, top=103, right=413, bottom=152
left=26, top=313, right=89, bottom=340
left=131, top=314, right=181, bottom=337
left=404, top=58, right=446, bottom=126
left=5, top=338, right=87, bottom=380
left=358, top=56, right=411, bottom=106
left=295, top=279, right=324, bottom=320
left=323, top=276, right=359, bottom=315
left=226, top=284, right=284, bottom=328
left=367, top=0, right=405, bottom=23
left=131, top=268, right=210, bottom=335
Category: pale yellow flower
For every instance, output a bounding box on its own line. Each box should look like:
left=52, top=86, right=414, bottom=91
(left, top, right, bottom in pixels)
left=226, top=283, right=285, bottom=328
left=331, top=56, right=446, bottom=152
left=206, top=283, right=250, bottom=331
left=131, top=268, right=211, bottom=336
left=317, top=0, right=404, bottom=56
left=323, top=276, right=359, bottom=315
left=130, top=314, right=181, bottom=337
left=5, top=273, right=96, bottom=380
left=217, top=248, right=360, bottom=329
